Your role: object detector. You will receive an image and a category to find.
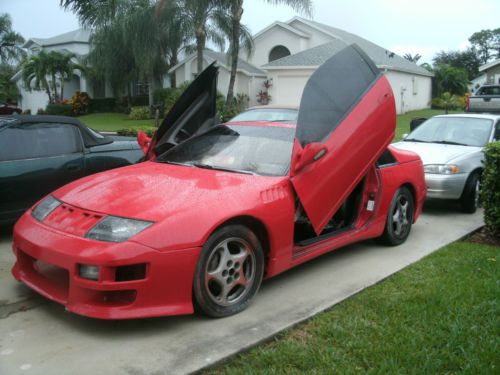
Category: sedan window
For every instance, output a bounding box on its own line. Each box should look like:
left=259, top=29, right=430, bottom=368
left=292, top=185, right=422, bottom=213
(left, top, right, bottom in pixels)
left=0, top=123, right=82, bottom=161
left=156, top=124, right=295, bottom=176
left=404, top=117, right=493, bottom=147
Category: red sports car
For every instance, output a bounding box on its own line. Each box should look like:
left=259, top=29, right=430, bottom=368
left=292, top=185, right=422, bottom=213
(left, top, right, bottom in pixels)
left=12, top=45, right=426, bottom=319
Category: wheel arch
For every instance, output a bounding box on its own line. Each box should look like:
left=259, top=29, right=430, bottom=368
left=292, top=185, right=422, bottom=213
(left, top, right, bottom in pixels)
left=210, top=215, right=271, bottom=269
left=400, top=182, right=417, bottom=220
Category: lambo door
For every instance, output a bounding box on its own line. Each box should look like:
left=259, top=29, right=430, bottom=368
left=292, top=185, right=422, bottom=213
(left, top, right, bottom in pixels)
left=148, top=63, right=219, bottom=158
left=290, top=44, right=396, bottom=235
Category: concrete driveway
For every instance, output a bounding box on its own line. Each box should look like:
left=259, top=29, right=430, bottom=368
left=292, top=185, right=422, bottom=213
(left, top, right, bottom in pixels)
left=0, top=201, right=483, bottom=375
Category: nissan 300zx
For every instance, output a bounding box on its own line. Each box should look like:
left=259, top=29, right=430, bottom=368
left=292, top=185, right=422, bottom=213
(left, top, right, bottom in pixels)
left=11, top=45, right=426, bottom=319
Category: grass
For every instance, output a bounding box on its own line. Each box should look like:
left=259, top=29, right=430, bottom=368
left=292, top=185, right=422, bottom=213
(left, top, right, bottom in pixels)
left=78, top=112, right=155, bottom=132
left=205, top=241, right=499, bottom=374
left=79, top=108, right=461, bottom=139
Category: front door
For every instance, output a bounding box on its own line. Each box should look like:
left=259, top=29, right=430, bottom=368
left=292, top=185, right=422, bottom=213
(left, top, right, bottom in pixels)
left=290, top=44, right=396, bottom=235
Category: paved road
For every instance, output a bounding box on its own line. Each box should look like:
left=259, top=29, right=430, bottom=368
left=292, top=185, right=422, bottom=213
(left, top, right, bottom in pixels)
left=0, top=201, right=483, bottom=375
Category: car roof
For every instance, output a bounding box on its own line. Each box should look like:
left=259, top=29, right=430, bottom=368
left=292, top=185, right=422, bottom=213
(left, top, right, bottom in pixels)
left=433, top=113, right=500, bottom=121
left=0, top=115, right=113, bottom=147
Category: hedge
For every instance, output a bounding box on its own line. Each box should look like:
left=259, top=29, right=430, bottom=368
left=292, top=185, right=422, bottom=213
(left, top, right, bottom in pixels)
left=45, top=103, right=73, bottom=116
left=116, top=127, right=155, bottom=137
left=129, top=106, right=152, bottom=120
left=482, top=142, right=500, bottom=237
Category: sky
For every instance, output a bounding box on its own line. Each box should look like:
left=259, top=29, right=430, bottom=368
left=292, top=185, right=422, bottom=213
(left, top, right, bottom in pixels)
left=2, top=0, right=499, bottom=64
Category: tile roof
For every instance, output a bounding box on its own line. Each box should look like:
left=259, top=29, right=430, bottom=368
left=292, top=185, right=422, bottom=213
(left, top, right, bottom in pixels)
left=24, top=29, right=91, bottom=48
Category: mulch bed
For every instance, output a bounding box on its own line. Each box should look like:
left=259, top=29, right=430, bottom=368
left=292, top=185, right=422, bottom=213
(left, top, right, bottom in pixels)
left=466, top=227, right=500, bottom=247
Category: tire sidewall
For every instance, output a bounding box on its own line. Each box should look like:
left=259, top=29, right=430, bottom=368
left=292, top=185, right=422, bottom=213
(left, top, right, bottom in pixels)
left=384, top=187, right=414, bottom=246
left=193, top=224, right=264, bottom=318
left=460, top=172, right=480, bottom=214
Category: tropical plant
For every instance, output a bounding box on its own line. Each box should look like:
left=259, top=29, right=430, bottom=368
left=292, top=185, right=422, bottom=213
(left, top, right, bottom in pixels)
left=433, top=64, right=468, bottom=97
left=0, top=13, right=25, bottom=64
left=468, top=28, right=500, bottom=64
left=21, top=50, right=85, bottom=103
left=223, top=0, right=313, bottom=108
left=60, top=0, right=124, bottom=28
left=432, top=92, right=459, bottom=114
left=403, top=53, right=421, bottom=63
left=0, top=63, right=21, bottom=103
left=433, top=49, right=481, bottom=81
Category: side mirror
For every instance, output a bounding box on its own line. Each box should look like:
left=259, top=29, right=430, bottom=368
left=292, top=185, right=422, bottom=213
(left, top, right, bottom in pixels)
left=293, top=142, right=327, bottom=174
left=410, top=117, right=427, bottom=131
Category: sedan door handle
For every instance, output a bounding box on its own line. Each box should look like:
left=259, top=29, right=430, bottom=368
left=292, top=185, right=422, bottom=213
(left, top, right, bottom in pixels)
left=66, top=164, right=82, bottom=172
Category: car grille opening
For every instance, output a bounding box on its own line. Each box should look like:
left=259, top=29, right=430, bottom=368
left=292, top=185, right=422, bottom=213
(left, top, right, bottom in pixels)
left=115, top=264, right=147, bottom=282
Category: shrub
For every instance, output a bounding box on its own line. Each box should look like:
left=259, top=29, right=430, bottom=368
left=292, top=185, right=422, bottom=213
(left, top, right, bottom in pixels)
left=154, top=87, right=175, bottom=105
left=482, top=142, right=500, bottom=237
left=45, top=103, right=73, bottom=116
left=116, top=127, right=155, bottom=137
left=431, top=92, right=460, bottom=113
left=130, top=96, right=149, bottom=106
left=22, top=109, right=31, bottom=115
left=36, top=108, right=45, bottom=115
left=128, top=106, right=151, bottom=120
left=89, top=98, right=116, bottom=113
left=70, top=91, right=91, bottom=116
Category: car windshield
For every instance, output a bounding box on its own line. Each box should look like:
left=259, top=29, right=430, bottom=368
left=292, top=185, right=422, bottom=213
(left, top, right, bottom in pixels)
left=229, top=108, right=298, bottom=123
left=404, top=117, right=493, bottom=147
left=156, top=124, right=295, bottom=176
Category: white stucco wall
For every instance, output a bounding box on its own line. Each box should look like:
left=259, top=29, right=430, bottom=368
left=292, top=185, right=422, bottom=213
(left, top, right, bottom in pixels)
left=266, top=68, right=314, bottom=106
left=383, top=70, right=432, bottom=114
left=287, top=20, right=335, bottom=49
left=266, top=67, right=432, bottom=114
left=16, top=81, right=49, bottom=114
left=246, top=27, right=307, bottom=68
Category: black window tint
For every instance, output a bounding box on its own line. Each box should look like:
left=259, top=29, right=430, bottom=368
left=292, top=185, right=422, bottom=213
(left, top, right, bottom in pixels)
left=0, top=123, right=82, bottom=161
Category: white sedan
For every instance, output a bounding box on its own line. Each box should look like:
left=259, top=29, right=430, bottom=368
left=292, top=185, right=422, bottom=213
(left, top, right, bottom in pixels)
left=393, top=114, right=500, bottom=213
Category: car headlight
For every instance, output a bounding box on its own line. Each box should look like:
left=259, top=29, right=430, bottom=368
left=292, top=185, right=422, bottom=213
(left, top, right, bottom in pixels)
left=424, top=164, right=460, bottom=174
left=32, top=195, right=61, bottom=221
left=85, top=216, right=153, bottom=243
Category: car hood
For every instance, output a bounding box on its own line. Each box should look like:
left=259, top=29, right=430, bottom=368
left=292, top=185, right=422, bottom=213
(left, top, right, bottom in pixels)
left=53, top=161, right=285, bottom=222
left=392, top=141, right=481, bottom=165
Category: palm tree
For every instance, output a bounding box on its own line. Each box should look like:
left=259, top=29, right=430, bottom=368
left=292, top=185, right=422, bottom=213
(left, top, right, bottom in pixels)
left=21, top=51, right=53, bottom=103
left=160, top=0, right=227, bottom=74
left=60, top=0, right=123, bottom=28
left=21, top=51, right=85, bottom=103
left=224, top=0, right=313, bottom=108
left=0, top=13, right=25, bottom=64
left=403, top=53, right=422, bottom=63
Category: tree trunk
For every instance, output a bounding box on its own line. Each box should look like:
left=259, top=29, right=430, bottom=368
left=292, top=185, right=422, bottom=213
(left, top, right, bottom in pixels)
left=169, top=54, right=178, bottom=88
left=195, top=28, right=206, bottom=75
left=51, top=74, right=58, bottom=103
left=60, top=77, right=64, bottom=101
left=148, top=75, right=154, bottom=107
left=44, top=81, right=52, bottom=104
left=226, top=2, right=243, bottom=109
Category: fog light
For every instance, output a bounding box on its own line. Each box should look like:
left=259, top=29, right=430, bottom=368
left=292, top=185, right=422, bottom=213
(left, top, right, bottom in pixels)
left=79, top=264, right=99, bottom=281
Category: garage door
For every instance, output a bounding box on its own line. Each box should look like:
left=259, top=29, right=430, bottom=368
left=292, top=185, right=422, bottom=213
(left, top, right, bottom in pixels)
left=275, top=75, right=311, bottom=106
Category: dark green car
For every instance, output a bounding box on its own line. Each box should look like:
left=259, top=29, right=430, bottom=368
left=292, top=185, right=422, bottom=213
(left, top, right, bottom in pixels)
left=0, top=115, right=144, bottom=224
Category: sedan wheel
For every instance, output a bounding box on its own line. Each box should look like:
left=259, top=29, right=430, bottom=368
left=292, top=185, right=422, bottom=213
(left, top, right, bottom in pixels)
left=378, top=187, right=414, bottom=246
left=460, top=173, right=480, bottom=214
left=193, top=225, right=264, bottom=318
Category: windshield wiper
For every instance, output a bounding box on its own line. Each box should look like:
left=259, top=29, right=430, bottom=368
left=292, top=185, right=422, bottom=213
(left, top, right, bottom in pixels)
left=403, top=138, right=429, bottom=143
left=432, top=140, right=468, bottom=146
left=192, top=162, right=256, bottom=175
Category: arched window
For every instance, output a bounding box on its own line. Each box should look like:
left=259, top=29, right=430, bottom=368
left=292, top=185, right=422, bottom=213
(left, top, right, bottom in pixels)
left=268, top=45, right=291, bottom=63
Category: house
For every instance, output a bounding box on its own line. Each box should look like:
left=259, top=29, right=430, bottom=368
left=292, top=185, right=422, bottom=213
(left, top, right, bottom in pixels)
left=171, top=17, right=433, bottom=114
left=168, top=49, right=267, bottom=106
left=479, top=58, right=500, bottom=85
left=12, top=29, right=103, bottom=113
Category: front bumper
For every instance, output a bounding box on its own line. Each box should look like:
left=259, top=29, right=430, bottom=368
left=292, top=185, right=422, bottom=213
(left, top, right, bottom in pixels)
left=11, top=213, right=201, bottom=319
left=425, top=173, right=468, bottom=199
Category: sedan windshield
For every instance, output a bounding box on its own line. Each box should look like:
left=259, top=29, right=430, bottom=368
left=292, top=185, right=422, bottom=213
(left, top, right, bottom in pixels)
left=229, top=108, right=298, bottom=123
left=156, top=124, right=295, bottom=176
left=404, top=117, right=493, bottom=147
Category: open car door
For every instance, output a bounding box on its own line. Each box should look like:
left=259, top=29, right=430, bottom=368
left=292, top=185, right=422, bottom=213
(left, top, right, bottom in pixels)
left=146, top=63, right=219, bottom=158
left=290, top=44, right=396, bottom=235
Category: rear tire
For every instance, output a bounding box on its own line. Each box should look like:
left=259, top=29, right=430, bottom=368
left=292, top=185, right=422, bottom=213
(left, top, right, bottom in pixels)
left=460, top=172, right=480, bottom=214
left=193, top=225, right=264, bottom=318
left=378, top=187, right=414, bottom=246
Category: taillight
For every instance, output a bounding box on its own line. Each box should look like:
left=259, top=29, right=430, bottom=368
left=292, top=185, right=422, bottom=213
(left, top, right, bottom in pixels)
left=465, top=95, right=470, bottom=111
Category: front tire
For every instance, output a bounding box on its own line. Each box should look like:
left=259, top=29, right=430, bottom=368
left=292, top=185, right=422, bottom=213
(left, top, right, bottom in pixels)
left=378, top=187, right=414, bottom=246
left=460, top=172, right=480, bottom=214
left=193, top=225, right=264, bottom=318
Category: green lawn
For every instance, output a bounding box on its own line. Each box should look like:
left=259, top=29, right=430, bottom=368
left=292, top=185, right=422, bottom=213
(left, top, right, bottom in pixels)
left=80, top=108, right=461, bottom=139
left=205, top=241, right=499, bottom=374
left=79, top=112, right=155, bottom=132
